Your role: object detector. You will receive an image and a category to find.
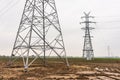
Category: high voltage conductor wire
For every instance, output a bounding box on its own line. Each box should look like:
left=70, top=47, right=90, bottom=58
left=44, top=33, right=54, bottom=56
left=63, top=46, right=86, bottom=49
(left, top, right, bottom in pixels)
left=0, top=0, right=21, bottom=18
left=0, top=0, right=17, bottom=13
left=96, top=16, right=120, bottom=18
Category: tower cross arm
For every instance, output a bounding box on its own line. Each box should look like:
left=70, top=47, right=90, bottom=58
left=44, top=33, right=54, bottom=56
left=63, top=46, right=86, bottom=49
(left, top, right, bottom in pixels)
left=81, top=16, right=95, bottom=19
left=80, top=21, right=96, bottom=24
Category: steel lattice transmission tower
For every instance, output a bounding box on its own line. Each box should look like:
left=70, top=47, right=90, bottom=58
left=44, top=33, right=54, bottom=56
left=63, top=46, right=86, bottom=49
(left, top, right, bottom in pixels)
left=80, top=12, right=96, bottom=60
left=10, top=0, right=69, bottom=71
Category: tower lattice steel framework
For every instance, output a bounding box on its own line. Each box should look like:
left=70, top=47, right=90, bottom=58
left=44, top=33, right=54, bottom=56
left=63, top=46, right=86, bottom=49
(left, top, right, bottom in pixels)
left=10, top=0, right=69, bottom=71
left=80, top=12, right=95, bottom=60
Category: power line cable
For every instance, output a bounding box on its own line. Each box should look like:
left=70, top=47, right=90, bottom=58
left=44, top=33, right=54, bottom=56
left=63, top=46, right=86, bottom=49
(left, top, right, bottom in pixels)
left=0, top=0, right=16, bottom=12
left=96, top=16, right=120, bottom=18
left=0, top=0, right=21, bottom=18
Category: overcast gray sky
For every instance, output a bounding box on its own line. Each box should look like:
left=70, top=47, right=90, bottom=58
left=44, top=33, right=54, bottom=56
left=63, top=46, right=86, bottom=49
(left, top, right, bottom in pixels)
left=0, top=0, right=120, bottom=57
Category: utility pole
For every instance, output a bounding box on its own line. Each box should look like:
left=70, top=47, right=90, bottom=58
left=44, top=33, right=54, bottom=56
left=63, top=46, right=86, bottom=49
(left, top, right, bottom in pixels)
left=80, top=12, right=95, bottom=60
left=9, top=0, right=69, bottom=71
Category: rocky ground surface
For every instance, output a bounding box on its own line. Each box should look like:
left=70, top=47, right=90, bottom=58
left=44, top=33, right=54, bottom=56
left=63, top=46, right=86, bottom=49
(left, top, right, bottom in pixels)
left=0, top=58, right=120, bottom=80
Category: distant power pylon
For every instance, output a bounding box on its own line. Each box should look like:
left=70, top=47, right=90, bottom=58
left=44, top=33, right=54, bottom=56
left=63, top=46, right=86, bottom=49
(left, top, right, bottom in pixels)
left=107, top=46, right=112, bottom=58
left=80, top=12, right=96, bottom=60
left=10, top=0, right=69, bottom=71
left=107, top=46, right=110, bottom=57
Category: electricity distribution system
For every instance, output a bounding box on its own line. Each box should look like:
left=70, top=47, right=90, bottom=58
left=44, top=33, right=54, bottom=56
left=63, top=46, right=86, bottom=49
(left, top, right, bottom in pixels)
left=10, top=0, right=69, bottom=71
left=80, top=12, right=95, bottom=60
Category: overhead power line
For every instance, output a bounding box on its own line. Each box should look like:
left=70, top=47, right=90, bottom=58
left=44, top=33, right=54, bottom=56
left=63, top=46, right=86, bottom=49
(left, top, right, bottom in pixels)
left=0, top=0, right=21, bottom=18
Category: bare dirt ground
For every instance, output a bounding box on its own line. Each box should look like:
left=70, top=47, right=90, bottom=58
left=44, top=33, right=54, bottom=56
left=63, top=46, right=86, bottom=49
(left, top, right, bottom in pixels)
left=0, top=58, right=120, bottom=80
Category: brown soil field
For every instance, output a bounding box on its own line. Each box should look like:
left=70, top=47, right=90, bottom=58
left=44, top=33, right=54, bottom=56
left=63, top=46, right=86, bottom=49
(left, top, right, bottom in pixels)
left=0, top=57, right=120, bottom=80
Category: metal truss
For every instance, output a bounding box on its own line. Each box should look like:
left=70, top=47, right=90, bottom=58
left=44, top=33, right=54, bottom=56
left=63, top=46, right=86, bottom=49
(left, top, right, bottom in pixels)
left=80, top=12, right=95, bottom=60
left=10, top=0, right=69, bottom=71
